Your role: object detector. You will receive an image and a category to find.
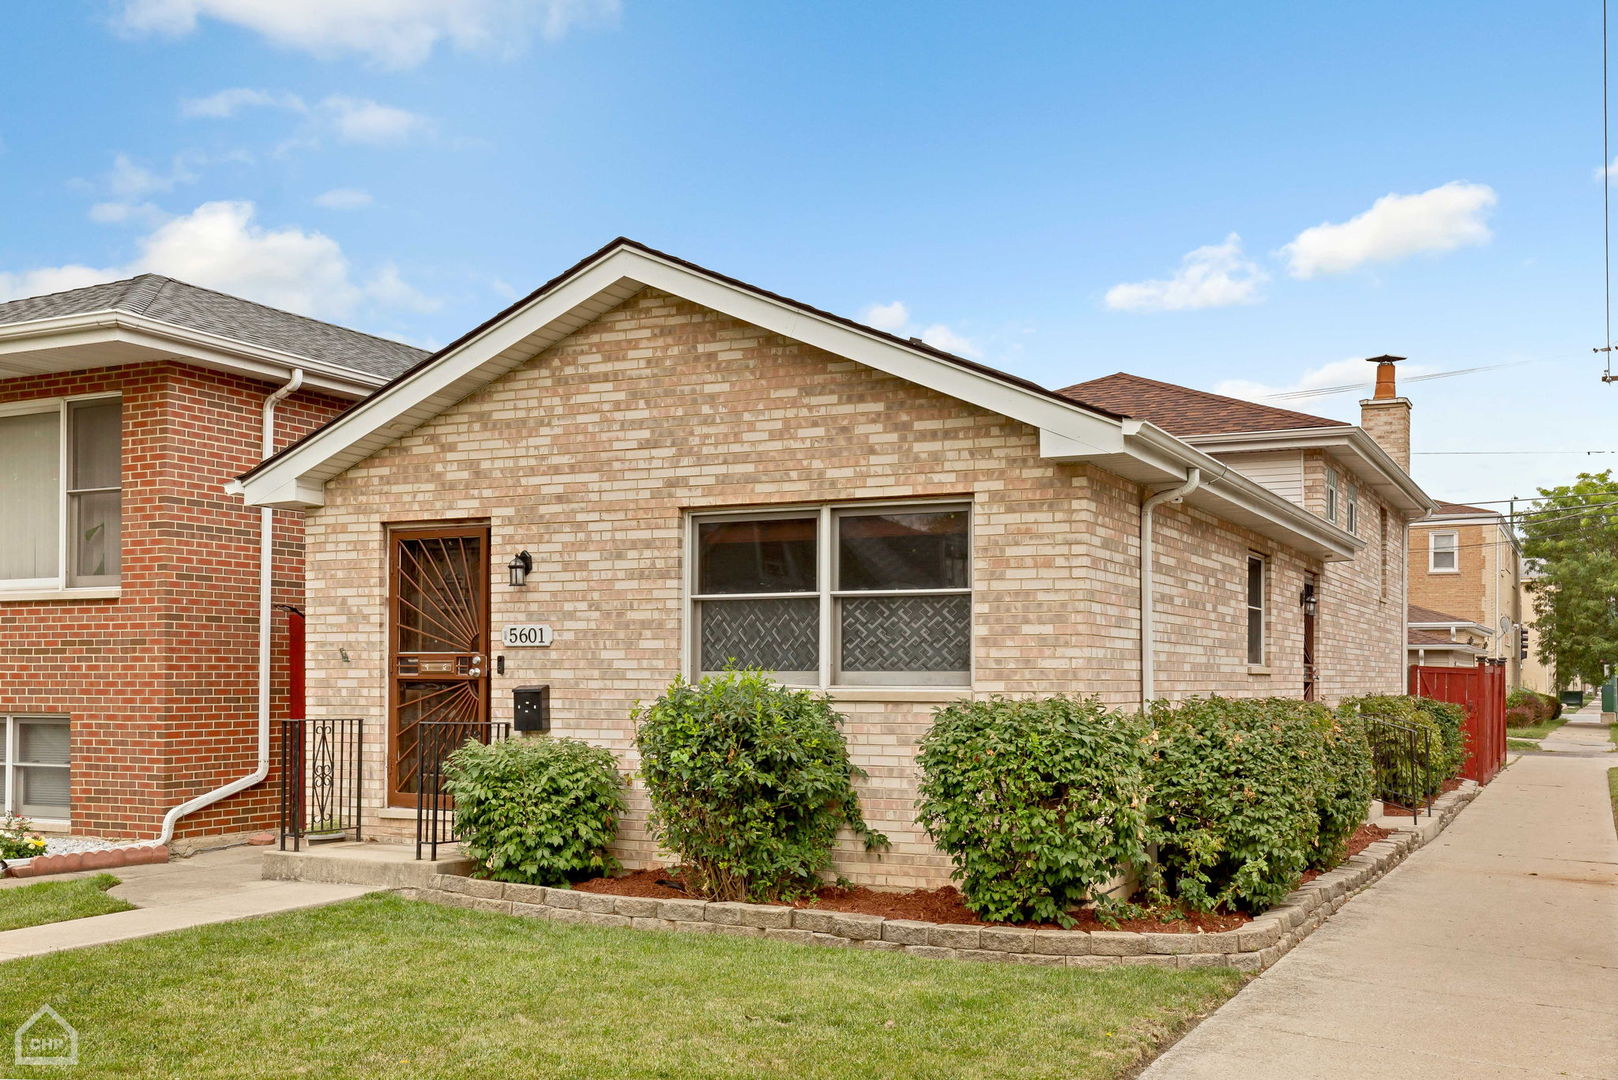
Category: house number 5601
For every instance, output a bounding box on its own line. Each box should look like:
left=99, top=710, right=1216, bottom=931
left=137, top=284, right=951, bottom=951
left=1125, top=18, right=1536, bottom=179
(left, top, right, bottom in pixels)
left=502, top=624, right=553, bottom=647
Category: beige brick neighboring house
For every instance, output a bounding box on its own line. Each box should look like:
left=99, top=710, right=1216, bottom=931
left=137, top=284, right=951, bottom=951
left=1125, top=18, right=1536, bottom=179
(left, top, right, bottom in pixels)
left=1407, top=602, right=1492, bottom=668
left=1407, top=500, right=1523, bottom=687
left=235, top=239, right=1433, bottom=888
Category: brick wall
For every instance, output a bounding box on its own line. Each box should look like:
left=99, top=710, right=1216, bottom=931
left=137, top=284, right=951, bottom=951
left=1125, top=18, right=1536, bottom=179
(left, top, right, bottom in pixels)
left=0, top=362, right=348, bottom=839
left=301, top=288, right=1406, bottom=888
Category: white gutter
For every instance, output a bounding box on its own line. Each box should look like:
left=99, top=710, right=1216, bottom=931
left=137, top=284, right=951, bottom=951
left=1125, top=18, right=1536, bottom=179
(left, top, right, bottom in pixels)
left=1140, top=467, right=1202, bottom=711
left=149, top=368, right=304, bottom=846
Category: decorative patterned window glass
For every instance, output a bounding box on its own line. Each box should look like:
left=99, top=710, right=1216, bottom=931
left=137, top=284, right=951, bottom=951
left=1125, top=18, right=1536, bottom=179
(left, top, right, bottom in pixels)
left=691, top=504, right=971, bottom=687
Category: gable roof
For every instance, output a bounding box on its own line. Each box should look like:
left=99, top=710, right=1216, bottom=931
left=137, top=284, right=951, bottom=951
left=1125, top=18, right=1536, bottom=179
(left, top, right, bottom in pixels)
left=1057, top=372, right=1350, bottom=437
left=1409, top=603, right=1477, bottom=625
left=0, top=274, right=426, bottom=379
left=230, top=237, right=1363, bottom=562
left=1429, top=499, right=1495, bottom=517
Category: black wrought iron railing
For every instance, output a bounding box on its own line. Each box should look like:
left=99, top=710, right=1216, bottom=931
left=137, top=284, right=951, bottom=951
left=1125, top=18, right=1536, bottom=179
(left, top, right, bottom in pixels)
left=414, top=720, right=512, bottom=861
left=278, top=718, right=364, bottom=850
left=1364, top=715, right=1437, bottom=818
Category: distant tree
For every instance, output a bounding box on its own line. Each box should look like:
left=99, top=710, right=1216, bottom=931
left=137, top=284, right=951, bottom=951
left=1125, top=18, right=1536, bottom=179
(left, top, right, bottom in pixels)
left=1519, top=471, right=1618, bottom=688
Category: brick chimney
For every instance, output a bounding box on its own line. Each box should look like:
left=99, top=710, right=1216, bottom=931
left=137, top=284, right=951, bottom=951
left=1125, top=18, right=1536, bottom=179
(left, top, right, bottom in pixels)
left=1359, top=355, right=1411, bottom=472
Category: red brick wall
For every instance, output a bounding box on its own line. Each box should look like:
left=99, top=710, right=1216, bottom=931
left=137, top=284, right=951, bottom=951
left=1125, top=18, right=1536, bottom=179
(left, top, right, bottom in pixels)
left=0, top=362, right=348, bottom=839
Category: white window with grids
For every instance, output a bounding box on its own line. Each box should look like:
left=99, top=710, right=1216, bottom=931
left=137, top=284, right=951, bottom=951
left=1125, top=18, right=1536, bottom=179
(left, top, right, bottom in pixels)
left=1324, top=467, right=1340, bottom=525
left=1246, top=554, right=1267, bottom=667
left=689, top=502, right=971, bottom=688
left=0, top=394, right=122, bottom=595
left=1345, top=481, right=1359, bottom=535
left=2, top=716, right=70, bottom=823
left=1429, top=531, right=1459, bottom=573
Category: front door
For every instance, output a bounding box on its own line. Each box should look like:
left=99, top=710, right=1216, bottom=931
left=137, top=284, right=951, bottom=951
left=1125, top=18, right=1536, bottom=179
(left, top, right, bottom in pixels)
left=388, top=524, right=490, bottom=806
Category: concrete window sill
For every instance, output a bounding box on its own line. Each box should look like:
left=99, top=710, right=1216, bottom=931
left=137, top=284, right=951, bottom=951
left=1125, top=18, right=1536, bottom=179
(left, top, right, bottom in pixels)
left=0, top=586, right=121, bottom=603
left=1247, top=665, right=1272, bottom=676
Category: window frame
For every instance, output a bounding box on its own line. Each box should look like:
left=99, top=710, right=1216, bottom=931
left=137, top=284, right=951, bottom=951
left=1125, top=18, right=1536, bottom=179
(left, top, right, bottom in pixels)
left=1324, top=467, right=1340, bottom=524
left=686, top=499, right=974, bottom=690
left=2, top=714, right=71, bottom=826
left=0, top=392, right=123, bottom=598
left=1345, top=480, right=1359, bottom=535
left=1245, top=553, right=1267, bottom=668
left=1428, top=530, right=1459, bottom=574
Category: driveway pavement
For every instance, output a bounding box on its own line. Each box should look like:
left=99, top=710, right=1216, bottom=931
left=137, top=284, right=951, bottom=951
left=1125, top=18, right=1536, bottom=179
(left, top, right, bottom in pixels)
left=0, top=846, right=374, bottom=961
left=1142, top=707, right=1618, bottom=1080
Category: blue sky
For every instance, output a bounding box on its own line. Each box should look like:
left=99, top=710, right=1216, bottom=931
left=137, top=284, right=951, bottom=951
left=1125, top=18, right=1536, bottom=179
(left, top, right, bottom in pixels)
left=1, top=1, right=1611, bottom=504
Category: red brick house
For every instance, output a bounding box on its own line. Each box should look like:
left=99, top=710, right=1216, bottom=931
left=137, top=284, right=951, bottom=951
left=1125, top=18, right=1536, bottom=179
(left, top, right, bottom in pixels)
left=0, top=276, right=421, bottom=841
left=236, top=238, right=1433, bottom=888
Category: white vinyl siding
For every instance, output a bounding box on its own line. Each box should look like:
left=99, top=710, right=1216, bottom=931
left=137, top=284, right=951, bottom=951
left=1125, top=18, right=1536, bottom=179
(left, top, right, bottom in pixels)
left=1212, top=450, right=1305, bottom=506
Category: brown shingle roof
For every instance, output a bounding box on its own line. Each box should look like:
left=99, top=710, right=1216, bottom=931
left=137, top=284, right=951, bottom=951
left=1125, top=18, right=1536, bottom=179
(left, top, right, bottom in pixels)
left=1409, top=626, right=1465, bottom=646
left=1428, top=499, right=1495, bottom=517
left=1056, top=372, right=1349, bottom=437
left=1408, top=603, right=1474, bottom=625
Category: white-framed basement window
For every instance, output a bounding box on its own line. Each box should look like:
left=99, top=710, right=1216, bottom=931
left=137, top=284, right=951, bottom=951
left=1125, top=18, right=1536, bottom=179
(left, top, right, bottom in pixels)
left=0, top=394, right=122, bottom=595
left=689, top=501, right=972, bottom=688
left=1246, top=554, right=1267, bottom=667
left=2, top=715, right=70, bottom=824
left=1428, top=531, right=1459, bottom=573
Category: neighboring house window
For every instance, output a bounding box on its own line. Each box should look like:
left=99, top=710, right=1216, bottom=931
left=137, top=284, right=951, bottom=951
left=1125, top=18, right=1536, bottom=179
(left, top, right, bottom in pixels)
left=0, top=395, right=122, bottom=592
left=1429, top=531, right=1459, bottom=573
left=691, top=502, right=971, bottom=687
left=1325, top=467, right=1340, bottom=524
left=1246, top=554, right=1266, bottom=666
left=1345, top=482, right=1359, bottom=535
left=2, top=715, right=70, bottom=821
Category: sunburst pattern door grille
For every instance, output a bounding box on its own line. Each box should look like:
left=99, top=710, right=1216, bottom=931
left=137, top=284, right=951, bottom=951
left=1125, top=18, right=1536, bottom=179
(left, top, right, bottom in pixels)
left=389, top=527, right=489, bottom=802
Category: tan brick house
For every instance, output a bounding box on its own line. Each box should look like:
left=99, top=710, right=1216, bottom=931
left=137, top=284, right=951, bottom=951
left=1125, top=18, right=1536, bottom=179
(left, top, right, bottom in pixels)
left=1407, top=500, right=1523, bottom=686
left=0, top=276, right=421, bottom=841
left=236, top=239, right=1432, bottom=887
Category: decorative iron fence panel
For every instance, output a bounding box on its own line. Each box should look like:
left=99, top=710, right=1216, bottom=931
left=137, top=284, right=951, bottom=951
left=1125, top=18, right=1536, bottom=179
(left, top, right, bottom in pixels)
left=415, top=720, right=512, bottom=861
left=278, top=718, right=364, bottom=850
left=1364, top=715, right=1437, bottom=818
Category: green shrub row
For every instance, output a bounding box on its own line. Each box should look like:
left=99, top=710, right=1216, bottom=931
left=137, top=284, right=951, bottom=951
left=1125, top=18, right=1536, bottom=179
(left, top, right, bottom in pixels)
left=1343, top=695, right=1468, bottom=804
left=1506, top=688, right=1560, bottom=726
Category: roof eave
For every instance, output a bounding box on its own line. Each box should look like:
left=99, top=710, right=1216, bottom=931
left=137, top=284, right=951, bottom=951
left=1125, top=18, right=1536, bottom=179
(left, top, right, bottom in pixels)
left=1184, top=426, right=1435, bottom=516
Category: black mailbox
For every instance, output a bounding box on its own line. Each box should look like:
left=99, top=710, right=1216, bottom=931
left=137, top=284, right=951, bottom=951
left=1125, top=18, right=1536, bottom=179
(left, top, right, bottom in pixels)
left=513, top=684, right=551, bottom=732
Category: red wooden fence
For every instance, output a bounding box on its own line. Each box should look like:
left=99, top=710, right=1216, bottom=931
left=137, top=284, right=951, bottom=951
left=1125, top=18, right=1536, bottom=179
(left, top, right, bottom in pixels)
left=1408, top=662, right=1506, bottom=785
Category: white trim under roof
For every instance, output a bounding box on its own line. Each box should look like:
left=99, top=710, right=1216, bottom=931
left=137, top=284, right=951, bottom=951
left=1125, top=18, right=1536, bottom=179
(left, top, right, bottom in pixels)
left=1184, top=426, right=1433, bottom=517
left=231, top=241, right=1362, bottom=562
left=0, top=310, right=388, bottom=397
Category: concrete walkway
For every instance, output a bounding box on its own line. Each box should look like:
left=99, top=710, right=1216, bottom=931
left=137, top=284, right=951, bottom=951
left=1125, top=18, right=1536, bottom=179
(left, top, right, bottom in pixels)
left=1143, top=707, right=1618, bottom=1080
left=0, top=846, right=375, bottom=961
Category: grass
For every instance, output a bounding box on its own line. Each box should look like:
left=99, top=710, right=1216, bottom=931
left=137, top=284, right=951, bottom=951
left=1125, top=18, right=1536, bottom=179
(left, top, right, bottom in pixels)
left=1505, top=714, right=1569, bottom=742
left=0, top=873, right=132, bottom=932
left=1507, top=737, right=1545, bottom=753
left=0, top=894, right=1239, bottom=1080
left=1609, top=768, right=1618, bottom=839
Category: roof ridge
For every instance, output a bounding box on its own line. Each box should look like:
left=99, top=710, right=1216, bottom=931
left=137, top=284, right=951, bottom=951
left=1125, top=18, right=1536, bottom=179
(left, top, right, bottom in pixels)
left=1059, top=370, right=1347, bottom=428
left=119, top=274, right=169, bottom=316
left=126, top=274, right=429, bottom=353
left=0, top=274, right=146, bottom=309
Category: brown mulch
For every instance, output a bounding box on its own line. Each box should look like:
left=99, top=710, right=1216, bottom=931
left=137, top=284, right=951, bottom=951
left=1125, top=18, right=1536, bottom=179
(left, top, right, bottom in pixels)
left=1299, top=822, right=1392, bottom=885
left=570, top=868, right=1249, bottom=933
left=1381, top=778, right=1461, bottom=816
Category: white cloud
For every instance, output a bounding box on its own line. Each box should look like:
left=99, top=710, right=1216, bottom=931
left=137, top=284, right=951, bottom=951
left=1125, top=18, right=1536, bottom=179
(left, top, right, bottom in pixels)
left=0, top=200, right=435, bottom=320
left=1282, top=182, right=1497, bottom=279
left=860, top=300, right=909, bottom=332
left=179, top=87, right=303, bottom=118
left=918, top=324, right=980, bottom=358
left=1597, top=157, right=1618, bottom=184
left=1104, top=233, right=1267, bottom=312
left=115, top=0, right=621, bottom=69
left=104, top=152, right=196, bottom=198
left=181, top=89, right=431, bottom=146
left=1212, top=357, right=1433, bottom=405
left=313, top=187, right=373, bottom=210
left=89, top=201, right=168, bottom=227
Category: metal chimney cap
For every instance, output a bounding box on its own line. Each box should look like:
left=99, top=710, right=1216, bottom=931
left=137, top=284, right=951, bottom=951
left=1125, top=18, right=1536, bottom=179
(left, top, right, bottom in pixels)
left=1365, top=354, right=1406, bottom=364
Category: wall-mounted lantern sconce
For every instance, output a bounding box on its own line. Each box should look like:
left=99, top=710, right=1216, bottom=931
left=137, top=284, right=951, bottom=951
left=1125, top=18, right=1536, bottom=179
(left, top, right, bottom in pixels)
left=1300, top=583, right=1319, bottom=619
left=507, top=550, right=533, bottom=588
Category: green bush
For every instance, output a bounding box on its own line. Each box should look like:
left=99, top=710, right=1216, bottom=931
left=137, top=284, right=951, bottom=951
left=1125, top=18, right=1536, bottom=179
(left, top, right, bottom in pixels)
left=1142, top=697, right=1339, bottom=914
left=1312, top=708, right=1375, bottom=870
left=1540, top=691, right=1563, bottom=721
left=1507, top=688, right=1553, bottom=726
left=633, top=670, right=886, bottom=903
left=1344, top=695, right=1467, bottom=803
left=444, top=736, right=624, bottom=886
left=915, top=697, right=1149, bottom=926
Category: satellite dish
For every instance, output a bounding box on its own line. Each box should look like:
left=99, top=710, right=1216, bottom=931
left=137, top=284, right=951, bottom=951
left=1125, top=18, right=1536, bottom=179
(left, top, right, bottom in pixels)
left=1500, top=617, right=1514, bottom=635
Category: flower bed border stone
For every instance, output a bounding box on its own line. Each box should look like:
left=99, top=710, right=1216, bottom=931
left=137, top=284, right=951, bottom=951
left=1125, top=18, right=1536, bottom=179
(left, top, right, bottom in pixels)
left=2, top=843, right=169, bottom=879
left=404, top=782, right=1478, bottom=971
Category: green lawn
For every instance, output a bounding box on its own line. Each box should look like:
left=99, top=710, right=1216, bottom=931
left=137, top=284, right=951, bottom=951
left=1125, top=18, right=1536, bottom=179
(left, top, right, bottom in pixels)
left=1505, top=715, right=1568, bottom=742
left=1607, top=768, right=1618, bottom=839
left=0, top=894, right=1239, bottom=1080
left=0, top=873, right=132, bottom=932
left=1507, top=737, right=1545, bottom=753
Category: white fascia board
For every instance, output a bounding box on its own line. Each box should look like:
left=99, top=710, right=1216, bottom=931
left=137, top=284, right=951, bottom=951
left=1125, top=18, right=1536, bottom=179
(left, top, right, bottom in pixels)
left=1185, top=427, right=1434, bottom=516
left=0, top=311, right=386, bottom=397
left=1409, top=620, right=1494, bottom=636
left=239, top=245, right=1134, bottom=508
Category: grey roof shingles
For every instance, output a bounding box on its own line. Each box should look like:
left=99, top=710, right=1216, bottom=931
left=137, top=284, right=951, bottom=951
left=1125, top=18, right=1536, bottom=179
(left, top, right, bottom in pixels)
left=0, top=274, right=427, bottom=379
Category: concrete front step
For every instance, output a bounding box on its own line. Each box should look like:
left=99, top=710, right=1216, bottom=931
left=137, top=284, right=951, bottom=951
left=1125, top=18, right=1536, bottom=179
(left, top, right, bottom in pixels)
left=261, top=841, right=472, bottom=889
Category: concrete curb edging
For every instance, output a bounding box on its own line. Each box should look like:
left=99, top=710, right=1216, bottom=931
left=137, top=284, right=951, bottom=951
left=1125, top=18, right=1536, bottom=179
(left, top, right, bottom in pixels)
left=405, top=782, right=1479, bottom=971
left=2, top=844, right=170, bottom=879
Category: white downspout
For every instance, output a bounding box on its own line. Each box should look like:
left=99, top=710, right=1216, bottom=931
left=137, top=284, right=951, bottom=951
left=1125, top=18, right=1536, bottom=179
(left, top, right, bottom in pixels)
left=1140, top=468, right=1202, bottom=711
left=149, top=368, right=304, bottom=847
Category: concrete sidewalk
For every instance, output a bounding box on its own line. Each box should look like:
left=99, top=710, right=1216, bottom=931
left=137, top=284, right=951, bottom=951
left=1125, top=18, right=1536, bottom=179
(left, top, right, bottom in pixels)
left=0, top=846, right=375, bottom=961
left=1143, top=707, right=1618, bottom=1080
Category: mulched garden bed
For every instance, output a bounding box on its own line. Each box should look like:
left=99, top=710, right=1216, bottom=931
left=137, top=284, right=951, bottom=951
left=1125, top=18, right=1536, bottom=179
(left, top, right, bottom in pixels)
left=1299, top=822, right=1391, bottom=885
left=1381, top=778, right=1462, bottom=817
left=572, top=868, right=1250, bottom=933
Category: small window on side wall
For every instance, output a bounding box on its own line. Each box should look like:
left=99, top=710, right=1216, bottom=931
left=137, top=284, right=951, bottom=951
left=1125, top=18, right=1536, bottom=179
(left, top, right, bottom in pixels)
left=1246, top=555, right=1266, bottom=666
left=1429, top=531, right=1458, bottom=573
left=1325, top=468, right=1340, bottom=524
